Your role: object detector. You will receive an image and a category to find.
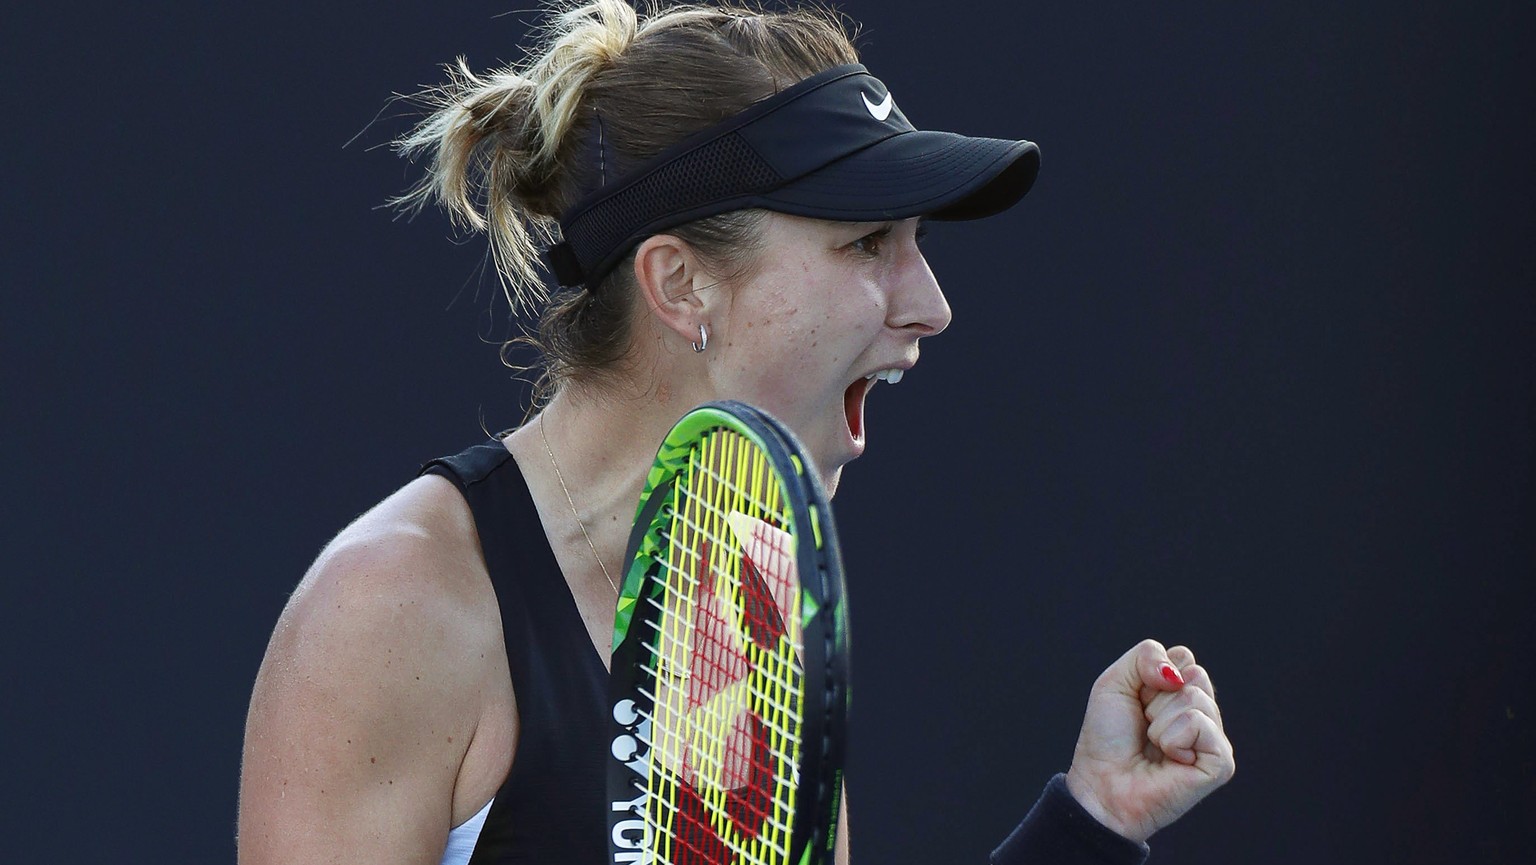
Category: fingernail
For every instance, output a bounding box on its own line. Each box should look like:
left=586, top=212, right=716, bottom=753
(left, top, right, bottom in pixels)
left=1160, top=663, right=1185, bottom=687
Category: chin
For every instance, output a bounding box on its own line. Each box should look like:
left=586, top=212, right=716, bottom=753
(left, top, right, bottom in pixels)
left=820, top=465, right=844, bottom=499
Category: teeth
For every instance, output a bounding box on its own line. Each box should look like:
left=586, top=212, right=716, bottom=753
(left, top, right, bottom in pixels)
left=863, top=368, right=905, bottom=384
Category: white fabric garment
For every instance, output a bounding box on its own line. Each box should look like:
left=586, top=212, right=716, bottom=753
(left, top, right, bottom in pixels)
left=438, top=798, right=493, bottom=865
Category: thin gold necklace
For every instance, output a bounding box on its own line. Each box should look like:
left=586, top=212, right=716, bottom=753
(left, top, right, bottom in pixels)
left=539, top=415, right=619, bottom=597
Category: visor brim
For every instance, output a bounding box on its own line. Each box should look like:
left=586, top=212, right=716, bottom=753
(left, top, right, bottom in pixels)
left=759, top=131, right=1040, bottom=223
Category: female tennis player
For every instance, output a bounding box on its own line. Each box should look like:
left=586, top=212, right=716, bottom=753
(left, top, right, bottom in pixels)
left=237, top=2, right=1234, bottom=863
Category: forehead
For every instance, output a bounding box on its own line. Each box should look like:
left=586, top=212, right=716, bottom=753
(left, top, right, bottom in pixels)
left=758, top=211, right=919, bottom=242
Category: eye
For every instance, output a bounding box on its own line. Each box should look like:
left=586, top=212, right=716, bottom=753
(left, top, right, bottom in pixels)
left=914, top=219, right=929, bottom=244
left=850, top=227, right=891, bottom=257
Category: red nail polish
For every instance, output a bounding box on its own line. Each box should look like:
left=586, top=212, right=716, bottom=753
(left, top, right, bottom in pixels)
left=1160, top=663, right=1185, bottom=687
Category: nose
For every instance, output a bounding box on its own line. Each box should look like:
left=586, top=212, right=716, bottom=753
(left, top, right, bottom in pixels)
left=886, top=239, right=952, bottom=338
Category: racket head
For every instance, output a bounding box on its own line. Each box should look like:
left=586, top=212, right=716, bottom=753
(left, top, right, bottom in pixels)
left=607, top=401, right=849, bottom=865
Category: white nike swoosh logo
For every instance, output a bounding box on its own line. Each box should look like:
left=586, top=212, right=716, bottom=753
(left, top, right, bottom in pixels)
left=862, top=90, right=894, bottom=122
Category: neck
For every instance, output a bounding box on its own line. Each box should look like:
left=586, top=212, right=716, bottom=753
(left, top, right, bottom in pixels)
left=504, top=381, right=696, bottom=594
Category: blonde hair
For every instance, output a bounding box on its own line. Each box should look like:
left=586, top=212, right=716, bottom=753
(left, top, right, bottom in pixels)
left=392, top=0, right=859, bottom=394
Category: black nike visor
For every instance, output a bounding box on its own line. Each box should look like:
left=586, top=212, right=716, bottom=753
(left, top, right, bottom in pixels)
left=546, top=63, right=1040, bottom=287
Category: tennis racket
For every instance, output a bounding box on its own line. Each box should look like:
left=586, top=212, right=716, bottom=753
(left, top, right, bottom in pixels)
left=606, top=401, right=850, bottom=865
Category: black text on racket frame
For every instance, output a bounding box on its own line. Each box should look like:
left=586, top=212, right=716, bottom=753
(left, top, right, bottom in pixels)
left=606, top=401, right=850, bottom=865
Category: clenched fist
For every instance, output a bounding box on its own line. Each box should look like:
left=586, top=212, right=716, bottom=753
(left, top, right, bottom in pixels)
left=1064, top=640, right=1236, bottom=843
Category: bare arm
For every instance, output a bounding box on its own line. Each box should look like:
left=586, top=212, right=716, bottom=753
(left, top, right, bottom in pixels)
left=238, top=482, right=503, bottom=864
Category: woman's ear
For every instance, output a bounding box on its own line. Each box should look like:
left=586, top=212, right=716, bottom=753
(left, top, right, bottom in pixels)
left=632, top=234, right=715, bottom=347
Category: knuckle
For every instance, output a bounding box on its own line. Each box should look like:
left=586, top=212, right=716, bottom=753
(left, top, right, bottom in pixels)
left=1188, top=685, right=1219, bottom=712
left=1184, top=665, right=1218, bottom=699
left=1159, top=688, right=1211, bottom=717
left=1216, top=755, right=1237, bottom=783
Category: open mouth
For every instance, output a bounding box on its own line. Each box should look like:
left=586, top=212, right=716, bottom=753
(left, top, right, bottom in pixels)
left=842, top=368, right=906, bottom=448
left=843, top=378, right=872, bottom=446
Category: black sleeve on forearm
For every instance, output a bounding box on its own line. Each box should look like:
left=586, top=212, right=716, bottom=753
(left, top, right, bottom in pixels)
left=990, top=774, right=1151, bottom=865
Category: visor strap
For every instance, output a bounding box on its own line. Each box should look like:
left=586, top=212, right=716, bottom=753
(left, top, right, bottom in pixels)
left=546, top=241, right=586, bottom=287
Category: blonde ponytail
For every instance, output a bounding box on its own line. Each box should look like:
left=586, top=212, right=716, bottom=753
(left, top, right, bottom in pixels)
left=393, top=0, right=639, bottom=313
left=529, top=0, right=638, bottom=170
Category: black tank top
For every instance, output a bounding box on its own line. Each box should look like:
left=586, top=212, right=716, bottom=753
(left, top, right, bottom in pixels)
left=420, top=440, right=608, bottom=864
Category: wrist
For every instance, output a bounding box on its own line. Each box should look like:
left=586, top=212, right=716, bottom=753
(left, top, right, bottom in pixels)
left=1063, top=767, right=1150, bottom=844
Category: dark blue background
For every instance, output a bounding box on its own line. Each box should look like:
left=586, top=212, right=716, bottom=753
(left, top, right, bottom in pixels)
left=5, top=1, right=1532, bottom=861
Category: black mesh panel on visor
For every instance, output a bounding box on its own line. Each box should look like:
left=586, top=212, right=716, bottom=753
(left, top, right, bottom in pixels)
left=560, top=131, right=782, bottom=284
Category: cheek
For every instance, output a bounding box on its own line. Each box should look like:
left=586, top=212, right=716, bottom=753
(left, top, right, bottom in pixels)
left=716, top=334, right=821, bottom=436
left=718, top=259, right=878, bottom=412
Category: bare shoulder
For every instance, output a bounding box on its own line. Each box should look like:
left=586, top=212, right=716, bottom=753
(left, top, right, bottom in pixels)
left=276, top=473, right=499, bottom=690
left=238, top=474, right=503, bottom=864
left=303, top=473, right=489, bottom=615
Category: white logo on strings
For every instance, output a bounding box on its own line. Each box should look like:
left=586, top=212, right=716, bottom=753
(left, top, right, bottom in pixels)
left=862, top=90, right=894, bottom=122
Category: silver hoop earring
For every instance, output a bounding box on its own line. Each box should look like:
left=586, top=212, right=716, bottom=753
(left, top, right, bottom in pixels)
left=691, top=324, right=709, bottom=353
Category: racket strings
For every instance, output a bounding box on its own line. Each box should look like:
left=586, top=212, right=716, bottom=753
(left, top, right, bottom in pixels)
left=688, top=461, right=789, bottom=523
left=636, top=565, right=804, bottom=691
left=629, top=670, right=802, bottom=765
left=635, top=635, right=803, bottom=722
left=628, top=792, right=794, bottom=865
left=637, top=429, right=807, bottom=864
